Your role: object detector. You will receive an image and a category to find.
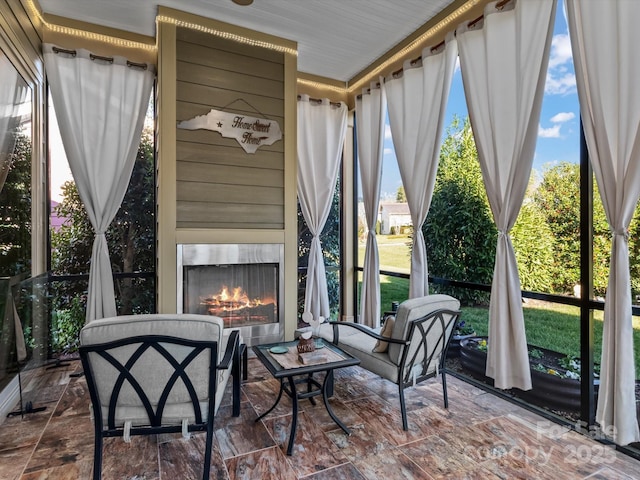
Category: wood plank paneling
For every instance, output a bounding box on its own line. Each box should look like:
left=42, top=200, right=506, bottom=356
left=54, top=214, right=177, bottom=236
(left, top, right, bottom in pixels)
left=176, top=141, right=283, bottom=170
left=176, top=81, right=284, bottom=118
left=176, top=27, right=284, bottom=64
left=177, top=181, right=282, bottom=205
left=177, top=41, right=283, bottom=80
left=177, top=202, right=283, bottom=224
left=177, top=61, right=284, bottom=98
left=177, top=161, right=284, bottom=188
left=175, top=27, right=286, bottom=230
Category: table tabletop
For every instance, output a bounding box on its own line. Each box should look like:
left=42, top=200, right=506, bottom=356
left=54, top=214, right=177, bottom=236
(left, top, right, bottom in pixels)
left=252, top=340, right=360, bottom=378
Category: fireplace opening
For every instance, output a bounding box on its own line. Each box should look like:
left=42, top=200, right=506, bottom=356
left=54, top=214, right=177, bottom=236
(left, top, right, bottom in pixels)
left=177, top=243, right=284, bottom=345
left=183, top=263, right=278, bottom=328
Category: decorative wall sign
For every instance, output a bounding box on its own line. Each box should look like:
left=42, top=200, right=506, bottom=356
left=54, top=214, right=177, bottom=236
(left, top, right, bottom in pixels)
left=177, top=108, right=282, bottom=154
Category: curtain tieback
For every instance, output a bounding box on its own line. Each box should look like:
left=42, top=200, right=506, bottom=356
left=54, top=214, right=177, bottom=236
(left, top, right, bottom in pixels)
left=612, top=228, right=629, bottom=242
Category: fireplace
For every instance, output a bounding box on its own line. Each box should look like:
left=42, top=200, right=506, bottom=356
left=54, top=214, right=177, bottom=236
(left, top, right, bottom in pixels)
left=177, top=244, right=284, bottom=345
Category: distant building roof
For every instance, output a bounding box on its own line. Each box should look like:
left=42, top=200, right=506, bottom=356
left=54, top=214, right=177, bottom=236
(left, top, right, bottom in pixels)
left=50, top=200, right=68, bottom=230
left=380, top=202, right=410, bottom=215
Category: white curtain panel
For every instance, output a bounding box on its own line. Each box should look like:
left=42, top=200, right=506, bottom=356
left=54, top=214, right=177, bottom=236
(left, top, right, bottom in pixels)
left=43, top=45, right=155, bottom=323
left=457, top=0, right=555, bottom=390
left=356, top=80, right=386, bottom=328
left=567, top=0, right=640, bottom=446
left=386, top=32, right=457, bottom=299
left=0, top=52, right=29, bottom=194
left=297, top=95, right=347, bottom=319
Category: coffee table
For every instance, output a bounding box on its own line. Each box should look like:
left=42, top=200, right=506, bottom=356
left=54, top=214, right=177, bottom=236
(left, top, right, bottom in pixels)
left=252, top=340, right=360, bottom=455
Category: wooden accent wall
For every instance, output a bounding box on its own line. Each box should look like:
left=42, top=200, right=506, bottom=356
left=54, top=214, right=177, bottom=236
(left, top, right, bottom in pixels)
left=175, top=27, right=285, bottom=229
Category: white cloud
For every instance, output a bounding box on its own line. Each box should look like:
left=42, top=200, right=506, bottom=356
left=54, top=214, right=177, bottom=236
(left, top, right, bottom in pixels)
left=384, top=124, right=392, bottom=140
left=545, top=72, right=577, bottom=95
left=548, top=33, right=572, bottom=69
left=384, top=147, right=394, bottom=156
left=545, top=33, right=577, bottom=96
left=538, top=124, right=561, bottom=138
left=454, top=56, right=460, bottom=73
left=550, top=112, right=575, bottom=123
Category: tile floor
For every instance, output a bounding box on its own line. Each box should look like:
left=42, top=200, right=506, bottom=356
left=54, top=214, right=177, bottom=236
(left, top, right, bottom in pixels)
left=2, top=357, right=640, bottom=479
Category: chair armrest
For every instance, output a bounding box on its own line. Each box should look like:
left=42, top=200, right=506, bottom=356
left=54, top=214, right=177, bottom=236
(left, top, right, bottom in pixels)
left=218, top=330, right=240, bottom=370
left=328, top=320, right=409, bottom=346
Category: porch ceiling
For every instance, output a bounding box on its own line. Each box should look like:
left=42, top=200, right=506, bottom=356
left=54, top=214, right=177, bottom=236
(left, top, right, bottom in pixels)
left=37, top=0, right=458, bottom=82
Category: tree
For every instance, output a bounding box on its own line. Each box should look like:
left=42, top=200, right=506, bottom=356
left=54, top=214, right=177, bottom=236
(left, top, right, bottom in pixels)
left=511, top=199, right=554, bottom=292
left=424, top=117, right=495, bottom=305
left=51, top=127, right=155, bottom=316
left=533, top=162, right=610, bottom=296
left=298, top=176, right=341, bottom=319
left=396, top=186, right=406, bottom=202
left=0, top=132, right=31, bottom=277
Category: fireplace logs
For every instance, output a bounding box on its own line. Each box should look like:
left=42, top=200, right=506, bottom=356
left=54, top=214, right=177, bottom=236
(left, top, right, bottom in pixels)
left=200, top=286, right=276, bottom=328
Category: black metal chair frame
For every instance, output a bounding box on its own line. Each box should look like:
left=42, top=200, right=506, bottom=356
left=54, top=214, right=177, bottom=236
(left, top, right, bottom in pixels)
left=80, top=330, right=240, bottom=480
left=329, top=308, right=461, bottom=430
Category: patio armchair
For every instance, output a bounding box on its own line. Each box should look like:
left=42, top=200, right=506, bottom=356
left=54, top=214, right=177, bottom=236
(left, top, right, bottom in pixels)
left=79, top=314, right=242, bottom=480
left=320, top=294, right=461, bottom=430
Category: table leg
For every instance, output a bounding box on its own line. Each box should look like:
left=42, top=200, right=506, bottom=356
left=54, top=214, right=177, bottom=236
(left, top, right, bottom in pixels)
left=286, top=376, right=298, bottom=456
left=322, top=370, right=350, bottom=435
left=307, top=373, right=317, bottom=406
left=255, top=379, right=285, bottom=422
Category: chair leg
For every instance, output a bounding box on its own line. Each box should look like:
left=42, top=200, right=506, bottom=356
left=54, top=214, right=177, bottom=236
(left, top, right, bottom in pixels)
left=92, top=433, right=103, bottom=480
left=202, top=424, right=213, bottom=480
left=398, top=384, right=408, bottom=431
left=232, top=345, right=244, bottom=417
left=441, top=371, right=449, bottom=409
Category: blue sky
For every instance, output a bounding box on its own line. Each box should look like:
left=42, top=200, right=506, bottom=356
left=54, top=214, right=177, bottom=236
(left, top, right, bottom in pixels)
left=377, top=6, right=579, bottom=199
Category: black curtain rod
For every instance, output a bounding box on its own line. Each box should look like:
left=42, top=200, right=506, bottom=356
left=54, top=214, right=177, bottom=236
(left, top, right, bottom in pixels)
left=52, top=46, right=147, bottom=70
left=389, top=0, right=512, bottom=79
left=297, top=95, right=342, bottom=107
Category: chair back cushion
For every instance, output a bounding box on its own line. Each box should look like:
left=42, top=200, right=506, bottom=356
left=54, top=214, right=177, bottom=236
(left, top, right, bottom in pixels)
left=388, top=295, right=460, bottom=365
left=80, top=314, right=225, bottom=428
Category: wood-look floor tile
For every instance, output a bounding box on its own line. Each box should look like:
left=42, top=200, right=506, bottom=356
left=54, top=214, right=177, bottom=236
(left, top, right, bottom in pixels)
left=303, top=462, right=367, bottom=480
left=101, top=435, right=160, bottom=480
left=158, top=432, right=228, bottom=480
left=324, top=422, right=394, bottom=460
left=23, top=416, right=94, bottom=474
left=584, top=466, right=639, bottom=479
left=50, top=380, right=90, bottom=419
left=351, top=447, right=436, bottom=480
left=19, top=458, right=93, bottom=480
left=477, top=450, right=559, bottom=480
left=0, top=409, right=51, bottom=452
left=343, top=396, right=427, bottom=446
left=244, top=358, right=272, bottom=383
left=225, top=446, right=297, bottom=480
left=303, top=395, right=364, bottom=432
left=400, top=434, right=481, bottom=478
left=216, top=403, right=276, bottom=458
left=261, top=411, right=348, bottom=477
left=0, top=444, right=35, bottom=480
left=242, top=378, right=299, bottom=420
left=5, top=361, right=640, bottom=479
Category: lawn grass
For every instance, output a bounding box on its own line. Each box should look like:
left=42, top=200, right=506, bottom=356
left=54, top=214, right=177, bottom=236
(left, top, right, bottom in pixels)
left=358, top=234, right=411, bottom=273
left=359, top=235, right=640, bottom=378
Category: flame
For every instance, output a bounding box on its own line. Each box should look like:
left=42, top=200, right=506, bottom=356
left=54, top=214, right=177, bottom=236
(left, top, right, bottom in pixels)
left=200, top=285, right=270, bottom=311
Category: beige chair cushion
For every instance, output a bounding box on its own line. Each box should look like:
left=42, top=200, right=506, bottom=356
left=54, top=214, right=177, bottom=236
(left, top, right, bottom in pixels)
left=388, top=294, right=460, bottom=365
left=80, top=314, right=237, bottom=428
left=372, top=315, right=395, bottom=353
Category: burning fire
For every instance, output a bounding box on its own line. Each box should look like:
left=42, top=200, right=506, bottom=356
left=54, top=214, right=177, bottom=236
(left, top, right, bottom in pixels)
left=200, top=285, right=266, bottom=311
